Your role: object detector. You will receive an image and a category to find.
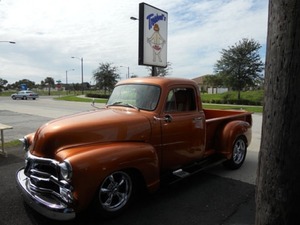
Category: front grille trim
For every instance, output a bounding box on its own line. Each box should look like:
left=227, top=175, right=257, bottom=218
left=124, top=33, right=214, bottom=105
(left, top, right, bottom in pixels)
left=25, top=152, right=73, bottom=203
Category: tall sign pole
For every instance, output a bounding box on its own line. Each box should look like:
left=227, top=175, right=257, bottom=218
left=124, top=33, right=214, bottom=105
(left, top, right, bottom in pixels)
left=138, top=3, right=168, bottom=76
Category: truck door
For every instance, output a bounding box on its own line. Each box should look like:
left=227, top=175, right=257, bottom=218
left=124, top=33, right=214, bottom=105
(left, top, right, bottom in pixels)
left=160, top=87, right=206, bottom=171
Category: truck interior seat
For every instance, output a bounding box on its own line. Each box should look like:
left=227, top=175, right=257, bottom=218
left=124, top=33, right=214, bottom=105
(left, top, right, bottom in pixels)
left=175, top=90, right=189, bottom=111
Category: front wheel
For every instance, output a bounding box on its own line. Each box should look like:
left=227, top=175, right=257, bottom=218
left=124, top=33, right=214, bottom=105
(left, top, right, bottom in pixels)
left=223, top=136, right=247, bottom=170
left=95, top=171, right=134, bottom=217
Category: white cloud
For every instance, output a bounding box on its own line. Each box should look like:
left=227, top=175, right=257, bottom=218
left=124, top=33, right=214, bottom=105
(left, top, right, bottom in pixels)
left=0, top=0, right=268, bottom=84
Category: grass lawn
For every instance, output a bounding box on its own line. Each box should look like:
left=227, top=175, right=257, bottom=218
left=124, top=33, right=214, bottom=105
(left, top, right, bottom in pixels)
left=4, top=140, right=22, bottom=148
left=54, top=95, right=107, bottom=103
left=203, top=103, right=262, bottom=113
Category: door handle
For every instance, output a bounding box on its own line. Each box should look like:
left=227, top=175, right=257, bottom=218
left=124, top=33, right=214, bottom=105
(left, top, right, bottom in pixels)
left=154, top=115, right=173, bottom=123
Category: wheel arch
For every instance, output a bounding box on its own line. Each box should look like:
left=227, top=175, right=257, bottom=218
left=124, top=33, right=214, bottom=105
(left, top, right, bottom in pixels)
left=216, top=120, right=251, bottom=159
left=55, top=142, right=160, bottom=212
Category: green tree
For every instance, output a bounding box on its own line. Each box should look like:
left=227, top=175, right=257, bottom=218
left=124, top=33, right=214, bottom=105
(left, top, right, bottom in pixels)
left=41, top=77, right=55, bottom=95
left=214, top=38, right=264, bottom=99
left=13, top=79, right=36, bottom=90
left=70, top=83, right=82, bottom=92
left=0, top=78, right=8, bottom=91
left=146, top=62, right=172, bottom=77
left=93, top=63, right=120, bottom=94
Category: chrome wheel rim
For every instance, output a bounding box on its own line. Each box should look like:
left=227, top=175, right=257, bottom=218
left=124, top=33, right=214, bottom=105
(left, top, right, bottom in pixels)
left=233, top=139, right=246, bottom=165
left=99, top=171, right=132, bottom=212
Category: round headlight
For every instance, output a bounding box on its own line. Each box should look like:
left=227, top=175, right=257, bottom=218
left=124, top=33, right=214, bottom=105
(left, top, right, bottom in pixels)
left=59, top=160, right=73, bottom=181
left=19, top=137, right=30, bottom=152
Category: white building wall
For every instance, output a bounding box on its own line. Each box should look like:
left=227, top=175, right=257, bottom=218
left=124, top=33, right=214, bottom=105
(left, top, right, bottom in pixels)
left=207, top=87, right=228, bottom=94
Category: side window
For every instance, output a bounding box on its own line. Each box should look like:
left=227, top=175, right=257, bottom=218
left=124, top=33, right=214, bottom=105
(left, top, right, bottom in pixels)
left=165, top=88, right=196, bottom=112
left=165, top=90, right=176, bottom=112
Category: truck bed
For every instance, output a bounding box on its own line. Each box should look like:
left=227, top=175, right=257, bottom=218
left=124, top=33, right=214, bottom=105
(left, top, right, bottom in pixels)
left=204, top=108, right=252, bottom=121
left=203, top=109, right=252, bottom=154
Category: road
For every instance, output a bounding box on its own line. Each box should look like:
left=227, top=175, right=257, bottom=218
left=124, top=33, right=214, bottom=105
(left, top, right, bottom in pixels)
left=0, top=96, right=262, bottom=185
left=1, top=96, right=100, bottom=141
left=0, top=96, right=261, bottom=224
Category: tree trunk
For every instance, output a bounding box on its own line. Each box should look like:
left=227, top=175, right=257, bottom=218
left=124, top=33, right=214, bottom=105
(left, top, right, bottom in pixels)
left=255, top=0, right=300, bottom=224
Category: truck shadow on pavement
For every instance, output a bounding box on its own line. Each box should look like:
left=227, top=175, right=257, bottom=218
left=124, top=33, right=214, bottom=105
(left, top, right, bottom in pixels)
left=26, top=171, right=255, bottom=225
left=0, top=145, right=255, bottom=225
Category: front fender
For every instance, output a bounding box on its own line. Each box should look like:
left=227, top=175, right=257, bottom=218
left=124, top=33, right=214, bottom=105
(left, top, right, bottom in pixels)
left=55, top=142, right=159, bottom=211
left=217, top=120, right=252, bottom=159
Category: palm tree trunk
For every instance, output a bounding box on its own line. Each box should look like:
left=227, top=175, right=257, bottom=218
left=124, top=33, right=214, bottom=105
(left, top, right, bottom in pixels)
left=255, top=0, right=300, bottom=224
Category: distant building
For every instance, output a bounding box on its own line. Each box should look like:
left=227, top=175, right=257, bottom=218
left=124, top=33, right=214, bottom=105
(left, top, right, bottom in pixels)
left=207, top=87, right=228, bottom=94
left=192, top=75, right=228, bottom=94
left=192, top=75, right=208, bottom=93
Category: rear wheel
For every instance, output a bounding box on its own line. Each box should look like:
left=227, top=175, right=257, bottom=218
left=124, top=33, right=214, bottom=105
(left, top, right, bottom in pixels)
left=223, top=136, right=247, bottom=170
left=95, top=171, right=134, bottom=217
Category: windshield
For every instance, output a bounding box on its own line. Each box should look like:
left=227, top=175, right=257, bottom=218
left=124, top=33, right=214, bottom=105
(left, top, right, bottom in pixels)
left=107, top=84, right=161, bottom=111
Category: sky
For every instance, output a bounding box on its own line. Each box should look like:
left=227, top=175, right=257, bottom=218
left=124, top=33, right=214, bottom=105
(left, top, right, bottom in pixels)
left=0, top=0, right=268, bottom=85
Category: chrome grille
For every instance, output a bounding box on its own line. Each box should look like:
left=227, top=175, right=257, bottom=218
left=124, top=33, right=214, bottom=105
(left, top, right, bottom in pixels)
left=25, top=153, right=62, bottom=196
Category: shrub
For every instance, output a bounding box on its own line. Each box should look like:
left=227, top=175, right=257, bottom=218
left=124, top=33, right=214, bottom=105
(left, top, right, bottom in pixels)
left=86, top=93, right=110, bottom=99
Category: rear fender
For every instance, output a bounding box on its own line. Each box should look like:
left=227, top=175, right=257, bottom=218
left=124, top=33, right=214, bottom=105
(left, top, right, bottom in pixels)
left=216, top=120, right=252, bottom=159
left=55, top=142, right=160, bottom=211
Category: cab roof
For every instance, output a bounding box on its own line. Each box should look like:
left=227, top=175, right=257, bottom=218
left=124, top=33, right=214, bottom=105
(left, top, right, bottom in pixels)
left=117, top=77, right=198, bottom=88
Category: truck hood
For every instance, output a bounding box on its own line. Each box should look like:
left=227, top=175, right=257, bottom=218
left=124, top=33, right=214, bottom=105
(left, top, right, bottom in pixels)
left=30, top=108, right=151, bottom=157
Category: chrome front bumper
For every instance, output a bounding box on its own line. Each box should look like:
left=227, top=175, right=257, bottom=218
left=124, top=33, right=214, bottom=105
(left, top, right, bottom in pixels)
left=16, top=168, right=76, bottom=221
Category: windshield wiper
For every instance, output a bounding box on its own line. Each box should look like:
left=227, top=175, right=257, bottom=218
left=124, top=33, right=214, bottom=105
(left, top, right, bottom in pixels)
left=107, top=102, right=139, bottom=110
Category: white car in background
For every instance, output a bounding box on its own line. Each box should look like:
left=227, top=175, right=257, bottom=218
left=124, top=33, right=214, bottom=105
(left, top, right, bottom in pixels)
left=11, top=90, right=39, bottom=100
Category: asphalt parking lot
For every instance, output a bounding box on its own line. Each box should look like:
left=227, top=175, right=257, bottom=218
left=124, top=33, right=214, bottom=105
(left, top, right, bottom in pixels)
left=0, top=97, right=258, bottom=224
left=0, top=145, right=255, bottom=225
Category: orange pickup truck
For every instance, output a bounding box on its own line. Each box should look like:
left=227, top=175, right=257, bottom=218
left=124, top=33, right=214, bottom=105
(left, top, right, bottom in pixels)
left=16, top=77, right=252, bottom=220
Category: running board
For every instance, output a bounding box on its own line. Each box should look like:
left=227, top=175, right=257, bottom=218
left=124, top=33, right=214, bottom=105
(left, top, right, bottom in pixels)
left=161, top=156, right=227, bottom=185
left=173, top=169, right=190, bottom=178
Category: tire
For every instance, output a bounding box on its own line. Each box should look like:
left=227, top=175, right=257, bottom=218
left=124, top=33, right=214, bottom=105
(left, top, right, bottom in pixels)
left=223, top=136, right=247, bottom=170
left=12, top=96, right=16, bottom=100
left=95, top=170, right=134, bottom=217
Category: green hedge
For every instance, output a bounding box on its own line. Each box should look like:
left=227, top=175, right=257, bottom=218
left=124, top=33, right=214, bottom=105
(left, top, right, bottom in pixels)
left=201, top=90, right=263, bottom=106
left=86, top=93, right=110, bottom=99
left=202, top=99, right=263, bottom=106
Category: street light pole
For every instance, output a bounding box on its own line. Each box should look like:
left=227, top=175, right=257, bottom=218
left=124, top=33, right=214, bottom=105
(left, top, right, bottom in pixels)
left=81, top=57, right=83, bottom=94
left=65, top=69, right=74, bottom=94
left=65, top=69, right=74, bottom=85
left=0, top=41, right=16, bottom=44
left=120, top=66, right=130, bottom=79
left=71, top=56, right=84, bottom=94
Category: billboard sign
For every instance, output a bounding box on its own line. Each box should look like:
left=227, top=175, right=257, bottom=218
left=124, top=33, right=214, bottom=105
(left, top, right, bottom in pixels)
left=138, top=3, right=168, bottom=67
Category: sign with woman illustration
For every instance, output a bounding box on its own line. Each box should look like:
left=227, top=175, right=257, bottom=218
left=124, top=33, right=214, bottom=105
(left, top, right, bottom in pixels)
left=138, top=3, right=168, bottom=68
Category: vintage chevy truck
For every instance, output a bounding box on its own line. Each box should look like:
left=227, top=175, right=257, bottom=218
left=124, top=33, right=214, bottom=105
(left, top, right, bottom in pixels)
left=16, top=77, right=252, bottom=220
